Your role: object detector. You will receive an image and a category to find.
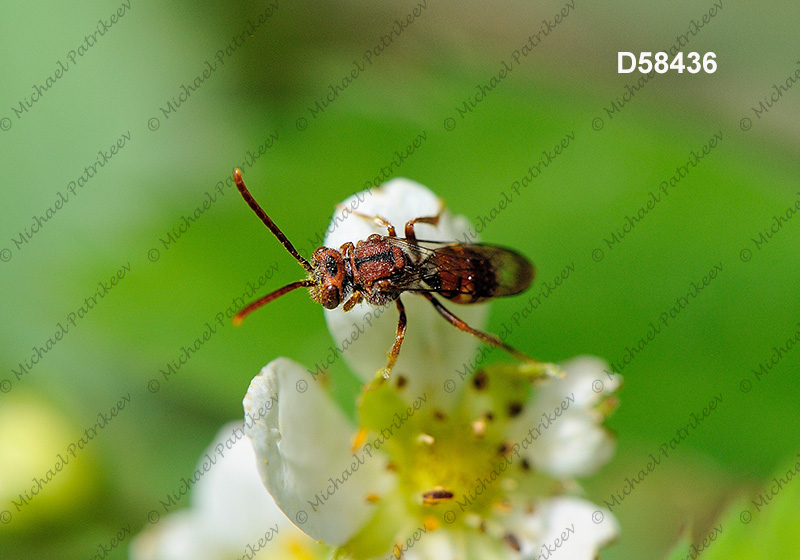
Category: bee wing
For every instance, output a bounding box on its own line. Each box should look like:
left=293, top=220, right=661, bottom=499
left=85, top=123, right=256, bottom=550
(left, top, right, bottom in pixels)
left=384, top=238, right=535, bottom=299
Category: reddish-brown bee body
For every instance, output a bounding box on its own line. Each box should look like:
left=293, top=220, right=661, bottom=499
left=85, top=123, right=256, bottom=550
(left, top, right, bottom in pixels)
left=232, top=169, right=536, bottom=378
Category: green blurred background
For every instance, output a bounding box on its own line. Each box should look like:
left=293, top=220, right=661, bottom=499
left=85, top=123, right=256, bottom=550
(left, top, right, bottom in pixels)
left=1, top=1, right=799, bottom=558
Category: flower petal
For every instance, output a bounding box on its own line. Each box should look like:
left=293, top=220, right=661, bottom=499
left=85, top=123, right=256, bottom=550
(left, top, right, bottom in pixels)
left=243, top=357, right=394, bottom=545
left=537, top=356, right=620, bottom=410
left=512, top=497, right=619, bottom=560
left=131, top=511, right=208, bottom=560
left=509, top=356, right=619, bottom=478
left=130, top=422, right=320, bottom=560
left=322, top=178, right=488, bottom=399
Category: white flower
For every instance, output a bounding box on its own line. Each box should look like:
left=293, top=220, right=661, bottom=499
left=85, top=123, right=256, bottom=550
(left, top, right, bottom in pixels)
left=129, top=422, right=328, bottom=560
left=245, top=357, right=619, bottom=560
left=243, top=179, right=621, bottom=559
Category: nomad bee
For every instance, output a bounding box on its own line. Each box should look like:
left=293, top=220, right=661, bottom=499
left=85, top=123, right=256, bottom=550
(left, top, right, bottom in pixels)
left=232, top=169, right=536, bottom=378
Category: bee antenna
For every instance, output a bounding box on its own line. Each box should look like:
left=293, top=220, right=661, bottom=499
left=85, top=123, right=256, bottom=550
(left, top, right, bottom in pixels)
left=233, top=169, right=314, bottom=273
left=233, top=279, right=315, bottom=325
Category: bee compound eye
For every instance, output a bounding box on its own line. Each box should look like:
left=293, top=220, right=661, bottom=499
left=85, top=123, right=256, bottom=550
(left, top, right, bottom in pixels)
left=325, top=255, right=339, bottom=277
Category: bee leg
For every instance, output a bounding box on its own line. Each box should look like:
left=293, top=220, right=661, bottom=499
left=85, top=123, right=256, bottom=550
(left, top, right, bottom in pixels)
left=382, top=297, right=407, bottom=378
left=335, top=206, right=397, bottom=237
left=404, top=199, right=445, bottom=243
left=420, top=292, right=533, bottom=363
left=339, top=241, right=356, bottom=258
left=343, top=292, right=363, bottom=312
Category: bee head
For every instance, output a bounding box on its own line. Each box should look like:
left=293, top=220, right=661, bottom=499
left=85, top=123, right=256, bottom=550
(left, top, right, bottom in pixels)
left=311, top=247, right=347, bottom=309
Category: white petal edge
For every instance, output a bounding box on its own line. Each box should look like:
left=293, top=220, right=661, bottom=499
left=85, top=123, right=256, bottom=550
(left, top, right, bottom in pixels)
left=130, top=422, right=304, bottom=560
left=514, top=498, right=619, bottom=560
left=131, top=511, right=208, bottom=560
left=243, top=357, right=394, bottom=545
left=530, top=415, right=616, bottom=478
left=510, top=356, right=619, bottom=478
left=540, top=356, right=620, bottom=410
